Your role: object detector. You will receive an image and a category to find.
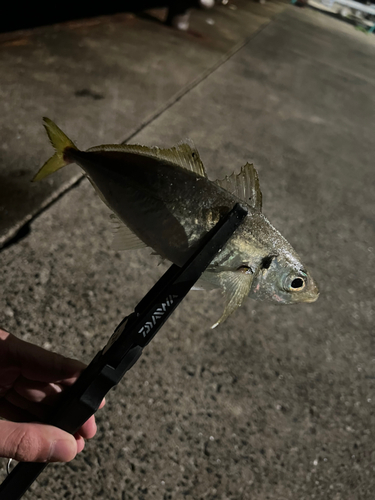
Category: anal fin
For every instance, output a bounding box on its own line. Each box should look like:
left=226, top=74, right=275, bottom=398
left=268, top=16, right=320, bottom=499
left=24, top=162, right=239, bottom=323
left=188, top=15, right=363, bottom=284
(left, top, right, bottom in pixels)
left=110, top=214, right=147, bottom=251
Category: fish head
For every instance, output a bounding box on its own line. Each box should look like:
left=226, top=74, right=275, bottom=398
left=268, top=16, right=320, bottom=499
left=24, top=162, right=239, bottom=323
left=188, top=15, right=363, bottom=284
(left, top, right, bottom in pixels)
left=235, top=212, right=319, bottom=305
left=250, top=252, right=319, bottom=305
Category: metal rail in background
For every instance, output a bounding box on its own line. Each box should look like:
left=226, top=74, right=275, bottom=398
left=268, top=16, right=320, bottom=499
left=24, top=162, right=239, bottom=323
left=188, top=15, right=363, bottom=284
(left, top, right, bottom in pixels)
left=0, top=202, right=248, bottom=500
left=322, top=0, right=375, bottom=15
left=305, top=0, right=375, bottom=31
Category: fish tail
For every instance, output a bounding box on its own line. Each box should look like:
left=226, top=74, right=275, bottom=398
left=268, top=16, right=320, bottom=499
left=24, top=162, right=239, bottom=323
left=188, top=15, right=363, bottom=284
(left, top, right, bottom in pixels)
left=32, top=117, right=78, bottom=182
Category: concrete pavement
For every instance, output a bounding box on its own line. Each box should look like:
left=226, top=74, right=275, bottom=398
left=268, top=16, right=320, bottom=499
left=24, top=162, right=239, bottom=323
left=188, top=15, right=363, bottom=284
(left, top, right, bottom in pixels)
left=1, top=3, right=375, bottom=499
left=0, top=0, right=285, bottom=248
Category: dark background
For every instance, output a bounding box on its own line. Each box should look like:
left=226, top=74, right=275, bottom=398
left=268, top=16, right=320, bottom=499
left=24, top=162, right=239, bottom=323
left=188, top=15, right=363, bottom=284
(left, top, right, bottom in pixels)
left=2, top=1, right=201, bottom=33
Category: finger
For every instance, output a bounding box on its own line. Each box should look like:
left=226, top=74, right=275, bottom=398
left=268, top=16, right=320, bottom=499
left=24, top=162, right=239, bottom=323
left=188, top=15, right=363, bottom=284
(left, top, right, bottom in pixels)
left=75, top=433, right=85, bottom=454
left=0, top=402, right=97, bottom=456
left=13, top=377, right=64, bottom=405
left=13, top=379, right=106, bottom=408
left=0, top=421, right=78, bottom=462
left=5, top=389, right=49, bottom=420
left=77, top=398, right=105, bottom=439
left=78, top=415, right=97, bottom=440
left=1, top=393, right=105, bottom=434
left=0, top=398, right=36, bottom=423
left=10, top=335, right=85, bottom=383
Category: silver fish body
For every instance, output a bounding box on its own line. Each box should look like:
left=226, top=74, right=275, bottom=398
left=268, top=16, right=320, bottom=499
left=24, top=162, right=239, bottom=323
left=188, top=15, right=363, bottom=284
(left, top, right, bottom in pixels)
left=68, top=147, right=242, bottom=266
left=34, top=118, right=319, bottom=326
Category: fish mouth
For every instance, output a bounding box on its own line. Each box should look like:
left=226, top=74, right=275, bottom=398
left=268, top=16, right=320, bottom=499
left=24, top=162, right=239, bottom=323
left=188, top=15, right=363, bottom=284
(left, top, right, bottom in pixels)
left=304, top=293, right=319, bottom=303
left=303, top=278, right=320, bottom=303
left=303, top=285, right=320, bottom=303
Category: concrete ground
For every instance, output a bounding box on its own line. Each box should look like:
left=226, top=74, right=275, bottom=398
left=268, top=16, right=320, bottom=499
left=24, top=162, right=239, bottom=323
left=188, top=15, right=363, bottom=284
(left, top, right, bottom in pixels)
left=0, top=0, right=284, bottom=248
left=1, top=2, right=375, bottom=499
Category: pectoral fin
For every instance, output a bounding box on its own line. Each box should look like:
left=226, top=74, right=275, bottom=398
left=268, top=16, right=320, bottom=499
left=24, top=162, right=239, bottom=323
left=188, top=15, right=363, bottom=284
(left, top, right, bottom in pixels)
left=211, top=268, right=254, bottom=329
left=191, top=276, right=218, bottom=291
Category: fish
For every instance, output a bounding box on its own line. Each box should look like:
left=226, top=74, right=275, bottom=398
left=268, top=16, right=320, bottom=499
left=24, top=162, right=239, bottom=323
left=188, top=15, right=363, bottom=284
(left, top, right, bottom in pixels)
left=33, top=117, right=319, bottom=328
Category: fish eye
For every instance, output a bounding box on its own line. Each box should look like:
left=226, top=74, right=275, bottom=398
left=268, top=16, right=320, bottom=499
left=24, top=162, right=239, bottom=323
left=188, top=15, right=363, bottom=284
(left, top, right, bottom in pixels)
left=290, top=277, right=305, bottom=290
left=237, top=265, right=253, bottom=274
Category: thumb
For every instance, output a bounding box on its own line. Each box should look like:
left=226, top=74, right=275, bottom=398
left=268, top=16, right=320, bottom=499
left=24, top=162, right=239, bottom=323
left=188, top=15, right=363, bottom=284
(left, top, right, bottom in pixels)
left=0, top=421, right=78, bottom=462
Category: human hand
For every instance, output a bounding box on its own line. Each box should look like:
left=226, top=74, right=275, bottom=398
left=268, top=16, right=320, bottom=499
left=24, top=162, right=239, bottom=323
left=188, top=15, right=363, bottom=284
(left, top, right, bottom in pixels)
left=0, top=328, right=104, bottom=463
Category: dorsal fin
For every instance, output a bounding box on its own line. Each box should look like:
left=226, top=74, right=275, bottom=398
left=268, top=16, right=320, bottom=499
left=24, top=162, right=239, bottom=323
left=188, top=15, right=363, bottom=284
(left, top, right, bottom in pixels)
left=110, top=214, right=148, bottom=251
left=215, top=163, right=262, bottom=212
left=170, top=139, right=207, bottom=177
left=87, top=139, right=207, bottom=178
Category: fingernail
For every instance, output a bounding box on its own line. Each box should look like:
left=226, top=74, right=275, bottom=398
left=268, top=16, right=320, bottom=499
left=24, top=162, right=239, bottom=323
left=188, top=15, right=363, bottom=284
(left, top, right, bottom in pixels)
left=49, top=439, right=76, bottom=462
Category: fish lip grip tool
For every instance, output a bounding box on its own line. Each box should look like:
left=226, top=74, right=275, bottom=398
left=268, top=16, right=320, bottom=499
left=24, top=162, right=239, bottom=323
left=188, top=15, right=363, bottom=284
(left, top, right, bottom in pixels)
left=0, top=203, right=248, bottom=500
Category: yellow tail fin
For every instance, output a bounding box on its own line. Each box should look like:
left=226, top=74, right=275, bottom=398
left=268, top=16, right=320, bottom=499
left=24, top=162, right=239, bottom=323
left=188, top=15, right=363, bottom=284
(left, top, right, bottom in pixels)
left=32, top=117, right=77, bottom=182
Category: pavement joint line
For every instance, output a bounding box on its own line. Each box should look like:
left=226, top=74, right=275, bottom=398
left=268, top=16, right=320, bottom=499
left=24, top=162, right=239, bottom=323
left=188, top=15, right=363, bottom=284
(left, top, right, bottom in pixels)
left=122, top=10, right=284, bottom=144
left=1, top=4, right=287, bottom=253
left=0, top=174, right=84, bottom=252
